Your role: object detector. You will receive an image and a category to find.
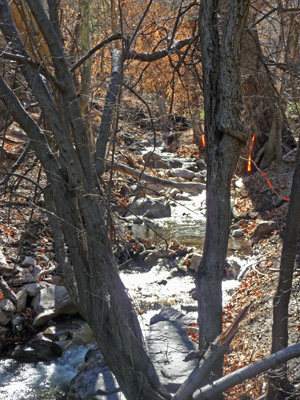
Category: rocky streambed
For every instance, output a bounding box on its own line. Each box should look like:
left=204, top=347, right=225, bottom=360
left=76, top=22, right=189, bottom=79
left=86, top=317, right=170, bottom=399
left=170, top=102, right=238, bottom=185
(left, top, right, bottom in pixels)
left=0, top=134, right=278, bottom=399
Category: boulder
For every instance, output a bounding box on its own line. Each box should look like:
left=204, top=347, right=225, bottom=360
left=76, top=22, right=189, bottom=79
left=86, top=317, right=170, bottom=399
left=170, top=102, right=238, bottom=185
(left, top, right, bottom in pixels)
left=31, top=285, right=78, bottom=327
left=126, top=197, right=171, bottom=219
left=68, top=347, right=125, bottom=400
left=150, top=306, right=195, bottom=327
left=146, top=320, right=198, bottom=393
left=21, top=256, right=36, bottom=267
left=168, top=168, right=195, bottom=181
left=68, top=314, right=198, bottom=398
left=253, top=220, right=276, bottom=241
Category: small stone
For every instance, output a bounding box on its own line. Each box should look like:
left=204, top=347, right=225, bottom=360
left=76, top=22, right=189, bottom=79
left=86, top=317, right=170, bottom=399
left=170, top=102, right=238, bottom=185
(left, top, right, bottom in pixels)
left=144, top=249, right=174, bottom=265
left=169, top=188, right=180, bottom=198
left=232, top=229, right=245, bottom=238
left=0, top=298, right=16, bottom=316
left=11, top=313, right=25, bottom=332
left=25, top=283, right=41, bottom=297
left=168, top=168, right=195, bottom=181
left=189, top=254, right=202, bottom=271
left=22, top=256, right=36, bottom=267
left=16, top=289, right=28, bottom=312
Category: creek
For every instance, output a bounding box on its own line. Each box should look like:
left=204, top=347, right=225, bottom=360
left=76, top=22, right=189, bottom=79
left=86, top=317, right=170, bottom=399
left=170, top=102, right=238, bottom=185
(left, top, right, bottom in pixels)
left=0, top=147, right=254, bottom=400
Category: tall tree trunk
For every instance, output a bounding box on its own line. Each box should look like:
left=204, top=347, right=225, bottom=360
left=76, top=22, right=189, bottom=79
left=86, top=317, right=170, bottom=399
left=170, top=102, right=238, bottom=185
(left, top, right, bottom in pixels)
left=266, top=136, right=300, bottom=399
left=0, top=2, right=170, bottom=399
left=196, top=0, right=250, bottom=394
left=80, top=0, right=92, bottom=114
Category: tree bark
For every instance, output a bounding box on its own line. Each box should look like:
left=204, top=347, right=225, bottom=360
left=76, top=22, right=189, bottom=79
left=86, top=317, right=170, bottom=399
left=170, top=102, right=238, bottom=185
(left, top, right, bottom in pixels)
left=266, top=135, right=300, bottom=399
left=196, top=0, right=249, bottom=396
left=0, top=2, right=170, bottom=399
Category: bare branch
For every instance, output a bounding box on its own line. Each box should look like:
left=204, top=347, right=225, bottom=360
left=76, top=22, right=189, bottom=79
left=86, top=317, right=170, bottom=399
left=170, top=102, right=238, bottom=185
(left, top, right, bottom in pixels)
left=70, top=33, right=123, bottom=72
left=126, top=37, right=196, bottom=62
left=193, top=343, right=300, bottom=399
left=107, top=160, right=205, bottom=193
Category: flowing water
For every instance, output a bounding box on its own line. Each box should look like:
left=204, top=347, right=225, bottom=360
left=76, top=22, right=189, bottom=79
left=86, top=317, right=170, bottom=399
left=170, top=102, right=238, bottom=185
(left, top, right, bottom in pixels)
left=0, top=152, right=254, bottom=399
left=0, top=345, right=92, bottom=400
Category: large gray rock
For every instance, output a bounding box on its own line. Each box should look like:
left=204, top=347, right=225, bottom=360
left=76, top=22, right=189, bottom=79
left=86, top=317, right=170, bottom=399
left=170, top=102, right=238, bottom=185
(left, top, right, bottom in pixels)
left=145, top=320, right=198, bottom=392
left=68, top=310, right=198, bottom=399
left=126, top=197, right=171, bottom=219
left=31, top=285, right=78, bottom=327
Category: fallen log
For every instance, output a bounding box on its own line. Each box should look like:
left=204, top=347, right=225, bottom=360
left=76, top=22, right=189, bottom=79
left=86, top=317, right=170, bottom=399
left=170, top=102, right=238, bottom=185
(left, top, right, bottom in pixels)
left=106, top=161, right=206, bottom=194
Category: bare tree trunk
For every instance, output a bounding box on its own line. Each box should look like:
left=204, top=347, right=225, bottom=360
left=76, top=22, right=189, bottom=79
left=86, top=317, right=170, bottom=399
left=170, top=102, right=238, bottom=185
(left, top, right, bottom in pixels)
left=80, top=0, right=92, bottom=114
left=266, top=135, right=300, bottom=399
left=196, top=1, right=250, bottom=396
left=0, top=2, right=170, bottom=399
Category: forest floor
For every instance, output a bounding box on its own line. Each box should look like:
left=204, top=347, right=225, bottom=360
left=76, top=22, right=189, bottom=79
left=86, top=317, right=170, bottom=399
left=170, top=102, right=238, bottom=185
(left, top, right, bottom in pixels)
left=1, top=116, right=300, bottom=399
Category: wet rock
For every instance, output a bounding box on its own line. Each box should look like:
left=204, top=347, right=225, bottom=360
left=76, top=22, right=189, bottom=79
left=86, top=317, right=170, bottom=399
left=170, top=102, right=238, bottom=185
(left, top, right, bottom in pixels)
left=68, top=347, right=125, bottom=399
left=43, top=325, right=73, bottom=342
left=31, top=285, right=78, bottom=327
left=126, top=197, right=171, bottom=219
left=168, top=168, right=195, bottom=181
left=51, top=318, right=95, bottom=347
left=253, top=220, right=276, bottom=241
left=150, top=306, right=194, bottom=327
left=68, top=318, right=198, bottom=398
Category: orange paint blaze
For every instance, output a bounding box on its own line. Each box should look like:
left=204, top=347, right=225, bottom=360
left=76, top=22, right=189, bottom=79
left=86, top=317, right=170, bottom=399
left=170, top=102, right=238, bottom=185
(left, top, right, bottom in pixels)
left=247, top=133, right=256, bottom=172
left=201, top=134, right=206, bottom=148
left=261, top=173, right=290, bottom=202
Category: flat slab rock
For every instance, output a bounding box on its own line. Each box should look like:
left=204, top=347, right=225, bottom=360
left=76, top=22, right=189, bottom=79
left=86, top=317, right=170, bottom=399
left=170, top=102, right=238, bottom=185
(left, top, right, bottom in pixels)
left=68, top=308, right=197, bottom=399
